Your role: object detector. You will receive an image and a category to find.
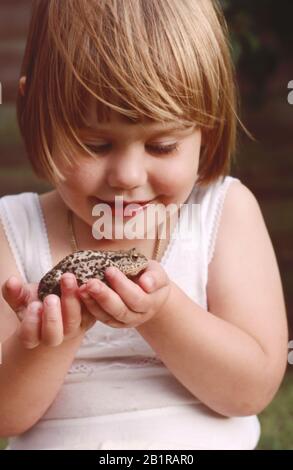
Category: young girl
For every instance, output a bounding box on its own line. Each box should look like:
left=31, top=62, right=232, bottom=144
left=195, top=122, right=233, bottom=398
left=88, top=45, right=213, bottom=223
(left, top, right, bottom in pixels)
left=0, top=0, right=288, bottom=450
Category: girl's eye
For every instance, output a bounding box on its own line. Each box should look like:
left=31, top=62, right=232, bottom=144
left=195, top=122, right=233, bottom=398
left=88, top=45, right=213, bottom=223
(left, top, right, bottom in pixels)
left=149, top=143, right=178, bottom=155
left=83, top=143, right=178, bottom=155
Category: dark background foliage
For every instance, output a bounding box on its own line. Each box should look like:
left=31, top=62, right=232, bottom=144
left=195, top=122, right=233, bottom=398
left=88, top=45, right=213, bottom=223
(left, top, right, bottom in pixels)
left=220, top=0, right=293, bottom=106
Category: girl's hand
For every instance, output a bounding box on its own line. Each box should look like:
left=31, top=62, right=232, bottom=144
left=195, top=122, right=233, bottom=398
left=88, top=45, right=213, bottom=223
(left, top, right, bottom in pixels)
left=77, top=260, right=171, bottom=328
left=1, top=274, right=96, bottom=349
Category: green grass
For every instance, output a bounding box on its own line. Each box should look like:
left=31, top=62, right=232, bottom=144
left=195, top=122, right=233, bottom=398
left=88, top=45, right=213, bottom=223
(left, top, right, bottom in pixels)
left=257, top=370, right=293, bottom=450
left=1, top=371, right=292, bottom=450
left=0, top=438, right=6, bottom=450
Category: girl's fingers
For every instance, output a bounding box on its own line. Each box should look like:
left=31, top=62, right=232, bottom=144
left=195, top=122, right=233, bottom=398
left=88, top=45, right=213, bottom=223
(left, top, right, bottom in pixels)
left=78, top=284, right=118, bottom=325
left=2, top=276, right=30, bottom=314
left=17, top=301, right=42, bottom=349
left=83, top=278, right=135, bottom=325
left=60, top=273, right=82, bottom=337
left=137, top=260, right=169, bottom=293
left=104, top=268, right=149, bottom=313
left=41, top=295, right=63, bottom=346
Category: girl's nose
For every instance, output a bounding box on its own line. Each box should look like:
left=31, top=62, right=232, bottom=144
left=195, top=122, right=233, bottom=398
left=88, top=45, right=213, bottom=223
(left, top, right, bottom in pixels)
left=106, top=147, right=148, bottom=190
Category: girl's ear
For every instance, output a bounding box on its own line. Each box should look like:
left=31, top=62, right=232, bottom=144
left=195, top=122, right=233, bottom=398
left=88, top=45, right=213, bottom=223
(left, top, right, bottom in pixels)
left=19, top=76, right=26, bottom=96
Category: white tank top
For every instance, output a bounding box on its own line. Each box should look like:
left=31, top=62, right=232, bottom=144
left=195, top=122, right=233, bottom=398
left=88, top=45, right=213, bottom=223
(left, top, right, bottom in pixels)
left=0, top=175, right=260, bottom=450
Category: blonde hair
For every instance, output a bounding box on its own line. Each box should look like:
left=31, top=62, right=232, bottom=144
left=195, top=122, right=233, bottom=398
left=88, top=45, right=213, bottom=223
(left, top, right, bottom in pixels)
left=17, top=0, right=244, bottom=186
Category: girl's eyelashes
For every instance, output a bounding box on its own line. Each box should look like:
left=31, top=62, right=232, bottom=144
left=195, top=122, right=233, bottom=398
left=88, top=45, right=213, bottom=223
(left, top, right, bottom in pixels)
left=149, top=143, right=179, bottom=155
left=82, top=142, right=179, bottom=156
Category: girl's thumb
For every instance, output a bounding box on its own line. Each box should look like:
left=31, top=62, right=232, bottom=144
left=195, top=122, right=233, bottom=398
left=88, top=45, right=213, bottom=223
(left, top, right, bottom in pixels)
left=1, top=276, right=28, bottom=313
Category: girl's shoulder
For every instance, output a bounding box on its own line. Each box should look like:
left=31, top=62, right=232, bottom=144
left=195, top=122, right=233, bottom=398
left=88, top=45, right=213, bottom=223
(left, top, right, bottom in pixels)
left=0, top=203, right=23, bottom=342
left=189, top=176, right=242, bottom=265
left=0, top=190, right=58, bottom=343
left=207, top=178, right=264, bottom=291
left=207, top=179, right=288, bottom=379
left=0, top=192, right=42, bottom=279
left=0, top=192, right=35, bottom=280
left=0, top=189, right=60, bottom=282
left=208, top=178, right=262, bottom=260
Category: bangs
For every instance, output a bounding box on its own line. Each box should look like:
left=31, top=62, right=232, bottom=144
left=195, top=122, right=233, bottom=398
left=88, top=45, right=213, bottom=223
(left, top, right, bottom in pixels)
left=17, top=0, right=240, bottom=185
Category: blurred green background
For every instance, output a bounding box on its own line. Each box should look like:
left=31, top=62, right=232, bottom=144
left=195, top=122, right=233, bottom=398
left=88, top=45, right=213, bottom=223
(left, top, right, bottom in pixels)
left=0, top=0, right=292, bottom=450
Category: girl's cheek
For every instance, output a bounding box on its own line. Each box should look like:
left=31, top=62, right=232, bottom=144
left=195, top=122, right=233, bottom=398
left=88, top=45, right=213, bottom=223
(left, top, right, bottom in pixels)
left=64, top=161, right=104, bottom=187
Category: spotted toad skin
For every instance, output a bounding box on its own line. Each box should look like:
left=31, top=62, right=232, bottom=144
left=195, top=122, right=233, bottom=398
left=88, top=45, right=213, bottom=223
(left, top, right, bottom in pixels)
left=38, top=248, right=149, bottom=301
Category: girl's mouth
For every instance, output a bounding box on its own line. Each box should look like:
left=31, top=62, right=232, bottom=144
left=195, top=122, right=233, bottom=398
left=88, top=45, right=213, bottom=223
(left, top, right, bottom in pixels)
left=92, top=198, right=155, bottom=218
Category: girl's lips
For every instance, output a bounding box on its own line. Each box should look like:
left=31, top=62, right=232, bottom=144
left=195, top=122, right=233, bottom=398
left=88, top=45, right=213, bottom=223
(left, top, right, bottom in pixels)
left=93, top=198, right=155, bottom=217
left=123, top=201, right=153, bottom=217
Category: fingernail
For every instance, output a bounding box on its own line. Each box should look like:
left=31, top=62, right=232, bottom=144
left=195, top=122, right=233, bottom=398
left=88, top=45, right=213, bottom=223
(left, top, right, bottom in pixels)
left=106, top=267, right=116, bottom=278
left=45, top=296, right=58, bottom=306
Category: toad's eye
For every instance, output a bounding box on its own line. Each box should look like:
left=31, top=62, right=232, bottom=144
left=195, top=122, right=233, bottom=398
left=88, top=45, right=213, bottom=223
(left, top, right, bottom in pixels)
left=132, top=253, right=138, bottom=259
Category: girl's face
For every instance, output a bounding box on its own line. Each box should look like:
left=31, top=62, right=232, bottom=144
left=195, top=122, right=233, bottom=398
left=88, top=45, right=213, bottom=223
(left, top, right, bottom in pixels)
left=54, top=104, right=202, bottom=238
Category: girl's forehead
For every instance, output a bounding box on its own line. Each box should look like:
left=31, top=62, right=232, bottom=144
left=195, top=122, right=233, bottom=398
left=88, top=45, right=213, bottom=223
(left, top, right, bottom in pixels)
left=79, top=121, right=194, bottom=140
left=81, top=100, right=192, bottom=135
left=85, top=101, right=154, bottom=127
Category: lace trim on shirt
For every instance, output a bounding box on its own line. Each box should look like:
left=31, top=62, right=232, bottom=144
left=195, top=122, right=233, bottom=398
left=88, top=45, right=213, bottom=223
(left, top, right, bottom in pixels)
left=159, top=233, right=175, bottom=267
left=160, top=201, right=186, bottom=266
left=159, top=218, right=178, bottom=267
left=81, top=327, right=141, bottom=347
left=67, top=362, right=95, bottom=376
left=34, top=194, right=53, bottom=270
left=67, top=356, right=163, bottom=375
left=207, top=177, right=239, bottom=265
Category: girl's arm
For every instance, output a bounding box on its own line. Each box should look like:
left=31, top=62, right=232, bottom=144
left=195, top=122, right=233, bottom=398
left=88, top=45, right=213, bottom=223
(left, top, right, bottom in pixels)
left=0, top=223, right=91, bottom=437
left=137, top=181, right=288, bottom=417
left=0, top=325, right=84, bottom=437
